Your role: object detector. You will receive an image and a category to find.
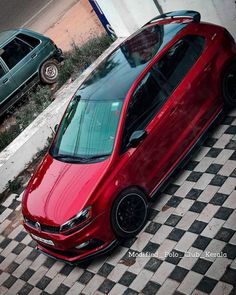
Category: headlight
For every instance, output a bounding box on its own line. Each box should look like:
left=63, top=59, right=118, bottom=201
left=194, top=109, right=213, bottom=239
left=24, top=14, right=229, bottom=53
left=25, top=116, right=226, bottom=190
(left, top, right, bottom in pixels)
left=60, top=206, right=92, bottom=232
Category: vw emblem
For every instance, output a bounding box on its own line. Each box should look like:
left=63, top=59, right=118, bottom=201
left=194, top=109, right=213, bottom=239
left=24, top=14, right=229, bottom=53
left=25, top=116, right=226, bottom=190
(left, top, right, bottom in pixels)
left=35, top=222, right=41, bottom=231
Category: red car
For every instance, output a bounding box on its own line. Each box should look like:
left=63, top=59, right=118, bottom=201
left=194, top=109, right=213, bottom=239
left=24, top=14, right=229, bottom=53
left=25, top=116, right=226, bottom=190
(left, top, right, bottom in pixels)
left=22, top=11, right=236, bottom=263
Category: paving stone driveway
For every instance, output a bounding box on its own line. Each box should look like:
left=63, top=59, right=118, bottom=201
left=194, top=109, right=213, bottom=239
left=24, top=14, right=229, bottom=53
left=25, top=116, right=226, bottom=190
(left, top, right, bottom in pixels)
left=0, top=109, right=236, bottom=295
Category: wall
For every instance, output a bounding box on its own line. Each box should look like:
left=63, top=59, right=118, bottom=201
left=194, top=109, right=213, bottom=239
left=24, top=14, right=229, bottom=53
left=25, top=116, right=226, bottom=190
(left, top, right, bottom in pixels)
left=95, top=0, right=236, bottom=39
left=44, top=0, right=105, bottom=52
left=158, top=0, right=236, bottom=40
left=95, top=0, right=160, bottom=36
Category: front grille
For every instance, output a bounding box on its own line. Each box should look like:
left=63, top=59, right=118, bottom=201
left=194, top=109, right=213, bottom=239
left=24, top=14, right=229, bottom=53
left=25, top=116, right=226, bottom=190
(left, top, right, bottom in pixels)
left=25, top=218, right=60, bottom=234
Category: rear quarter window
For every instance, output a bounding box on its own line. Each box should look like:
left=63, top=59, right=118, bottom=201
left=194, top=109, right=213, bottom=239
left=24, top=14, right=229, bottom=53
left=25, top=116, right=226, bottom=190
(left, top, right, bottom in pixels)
left=17, top=33, right=40, bottom=48
left=152, top=35, right=205, bottom=93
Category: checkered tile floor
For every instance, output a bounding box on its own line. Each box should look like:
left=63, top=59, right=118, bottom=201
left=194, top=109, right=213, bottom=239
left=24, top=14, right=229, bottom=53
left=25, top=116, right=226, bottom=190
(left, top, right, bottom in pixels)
left=0, top=109, right=236, bottom=295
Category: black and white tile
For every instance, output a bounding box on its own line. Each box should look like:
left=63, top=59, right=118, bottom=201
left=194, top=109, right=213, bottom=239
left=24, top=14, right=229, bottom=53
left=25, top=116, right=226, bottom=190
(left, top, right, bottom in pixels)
left=0, top=109, right=235, bottom=295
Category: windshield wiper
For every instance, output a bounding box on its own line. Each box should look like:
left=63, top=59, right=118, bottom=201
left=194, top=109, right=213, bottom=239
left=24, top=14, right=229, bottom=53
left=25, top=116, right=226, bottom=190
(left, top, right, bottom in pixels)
left=53, top=154, right=86, bottom=163
left=81, top=153, right=111, bottom=160
left=53, top=153, right=110, bottom=163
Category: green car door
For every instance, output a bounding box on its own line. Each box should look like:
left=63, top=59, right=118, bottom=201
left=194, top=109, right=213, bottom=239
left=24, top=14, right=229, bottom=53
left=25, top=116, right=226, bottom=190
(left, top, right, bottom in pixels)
left=0, top=58, right=17, bottom=106
left=0, top=37, right=40, bottom=89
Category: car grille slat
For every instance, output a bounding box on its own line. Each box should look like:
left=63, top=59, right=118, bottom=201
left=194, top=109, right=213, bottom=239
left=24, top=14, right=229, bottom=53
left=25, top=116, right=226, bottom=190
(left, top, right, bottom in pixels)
left=25, top=218, right=60, bottom=234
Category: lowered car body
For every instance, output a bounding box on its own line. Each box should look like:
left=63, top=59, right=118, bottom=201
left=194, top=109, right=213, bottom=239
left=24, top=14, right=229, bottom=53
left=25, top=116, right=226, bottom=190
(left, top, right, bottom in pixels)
left=22, top=10, right=236, bottom=263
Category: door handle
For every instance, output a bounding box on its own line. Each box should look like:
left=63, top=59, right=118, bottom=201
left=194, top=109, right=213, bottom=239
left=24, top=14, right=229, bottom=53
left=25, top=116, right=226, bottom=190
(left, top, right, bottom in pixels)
left=3, top=78, right=9, bottom=84
left=204, top=63, right=211, bottom=72
left=31, top=53, right=37, bottom=59
left=169, top=107, right=176, bottom=114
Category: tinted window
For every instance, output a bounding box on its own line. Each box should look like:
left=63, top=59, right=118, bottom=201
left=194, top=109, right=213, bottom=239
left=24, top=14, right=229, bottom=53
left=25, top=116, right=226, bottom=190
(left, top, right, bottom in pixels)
left=78, top=22, right=187, bottom=102
left=51, top=96, right=123, bottom=159
left=122, top=71, right=168, bottom=149
left=1, top=38, right=32, bottom=69
left=153, top=35, right=205, bottom=93
left=0, top=63, right=5, bottom=78
left=17, top=33, right=40, bottom=48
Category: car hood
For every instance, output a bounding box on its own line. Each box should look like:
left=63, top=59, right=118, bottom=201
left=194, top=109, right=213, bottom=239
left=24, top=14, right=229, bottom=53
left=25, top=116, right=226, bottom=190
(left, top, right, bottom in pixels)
left=22, top=153, right=110, bottom=225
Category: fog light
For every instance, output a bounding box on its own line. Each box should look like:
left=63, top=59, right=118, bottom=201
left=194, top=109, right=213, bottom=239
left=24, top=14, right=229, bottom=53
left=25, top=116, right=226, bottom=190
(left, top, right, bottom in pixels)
left=75, top=241, right=90, bottom=250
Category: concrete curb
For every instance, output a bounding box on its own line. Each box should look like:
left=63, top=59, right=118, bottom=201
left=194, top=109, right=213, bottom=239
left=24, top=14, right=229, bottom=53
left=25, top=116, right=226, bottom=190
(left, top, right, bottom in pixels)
left=0, top=38, right=125, bottom=193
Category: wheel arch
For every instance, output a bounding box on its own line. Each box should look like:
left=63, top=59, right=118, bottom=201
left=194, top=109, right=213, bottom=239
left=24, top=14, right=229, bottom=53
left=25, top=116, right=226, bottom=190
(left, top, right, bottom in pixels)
left=219, top=57, right=236, bottom=83
left=219, top=57, right=236, bottom=107
left=110, top=185, right=149, bottom=209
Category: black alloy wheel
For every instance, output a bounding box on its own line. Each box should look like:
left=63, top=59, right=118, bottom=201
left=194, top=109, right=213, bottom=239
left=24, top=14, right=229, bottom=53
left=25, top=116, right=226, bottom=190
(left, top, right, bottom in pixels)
left=111, top=187, right=148, bottom=238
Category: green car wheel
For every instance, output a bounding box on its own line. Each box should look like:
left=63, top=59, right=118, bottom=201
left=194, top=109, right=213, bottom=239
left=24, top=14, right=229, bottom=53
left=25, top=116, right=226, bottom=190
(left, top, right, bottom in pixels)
left=40, top=59, right=59, bottom=84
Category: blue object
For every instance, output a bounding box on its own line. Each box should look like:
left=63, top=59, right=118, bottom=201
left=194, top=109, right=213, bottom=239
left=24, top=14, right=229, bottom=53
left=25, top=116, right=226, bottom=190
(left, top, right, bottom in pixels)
left=89, top=0, right=116, bottom=39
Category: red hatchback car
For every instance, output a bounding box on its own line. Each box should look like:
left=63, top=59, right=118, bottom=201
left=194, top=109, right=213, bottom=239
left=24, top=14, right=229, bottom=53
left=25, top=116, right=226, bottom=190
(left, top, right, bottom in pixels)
left=22, top=11, right=236, bottom=263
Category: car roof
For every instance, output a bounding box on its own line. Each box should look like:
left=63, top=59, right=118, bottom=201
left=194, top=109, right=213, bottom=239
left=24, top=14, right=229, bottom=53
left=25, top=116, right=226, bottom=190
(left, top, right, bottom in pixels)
left=77, top=21, right=188, bottom=101
left=0, top=28, right=44, bottom=47
left=0, top=30, right=18, bottom=45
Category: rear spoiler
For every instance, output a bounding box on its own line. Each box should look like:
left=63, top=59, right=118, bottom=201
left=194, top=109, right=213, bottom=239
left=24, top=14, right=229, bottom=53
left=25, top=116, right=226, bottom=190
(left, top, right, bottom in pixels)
left=142, top=10, right=201, bottom=27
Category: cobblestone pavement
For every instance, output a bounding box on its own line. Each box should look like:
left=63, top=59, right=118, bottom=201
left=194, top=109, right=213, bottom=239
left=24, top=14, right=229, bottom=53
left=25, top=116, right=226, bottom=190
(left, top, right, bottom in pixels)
left=0, top=109, right=236, bottom=295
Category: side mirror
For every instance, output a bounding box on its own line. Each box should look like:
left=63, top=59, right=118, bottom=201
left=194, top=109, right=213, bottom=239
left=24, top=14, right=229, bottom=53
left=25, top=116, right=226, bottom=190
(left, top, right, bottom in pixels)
left=128, top=130, right=147, bottom=148
left=54, top=124, right=59, bottom=133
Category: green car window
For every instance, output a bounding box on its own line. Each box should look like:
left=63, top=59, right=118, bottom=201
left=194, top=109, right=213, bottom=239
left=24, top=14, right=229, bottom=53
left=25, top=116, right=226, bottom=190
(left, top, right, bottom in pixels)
left=51, top=97, right=123, bottom=159
left=17, top=33, right=40, bottom=48
left=1, top=38, right=32, bottom=69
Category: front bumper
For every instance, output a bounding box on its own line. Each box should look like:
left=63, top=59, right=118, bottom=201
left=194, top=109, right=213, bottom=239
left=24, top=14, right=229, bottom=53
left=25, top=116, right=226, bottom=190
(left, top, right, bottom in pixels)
left=37, top=239, right=119, bottom=264
left=23, top=212, right=116, bottom=263
left=54, top=48, right=64, bottom=62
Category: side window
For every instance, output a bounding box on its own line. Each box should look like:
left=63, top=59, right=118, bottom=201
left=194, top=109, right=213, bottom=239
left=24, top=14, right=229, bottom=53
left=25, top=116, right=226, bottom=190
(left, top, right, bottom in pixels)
left=122, top=71, right=168, bottom=150
left=0, top=63, right=5, bottom=79
left=17, top=33, right=40, bottom=48
left=152, top=35, right=205, bottom=93
left=1, top=38, right=32, bottom=69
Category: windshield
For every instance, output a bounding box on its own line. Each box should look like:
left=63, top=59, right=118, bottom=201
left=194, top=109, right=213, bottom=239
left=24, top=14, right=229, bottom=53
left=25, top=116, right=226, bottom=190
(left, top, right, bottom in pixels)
left=50, top=95, right=123, bottom=161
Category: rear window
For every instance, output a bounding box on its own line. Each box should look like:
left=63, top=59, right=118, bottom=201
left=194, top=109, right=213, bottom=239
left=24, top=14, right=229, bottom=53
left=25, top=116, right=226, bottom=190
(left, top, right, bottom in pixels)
left=17, top=33, right=40, bottom=48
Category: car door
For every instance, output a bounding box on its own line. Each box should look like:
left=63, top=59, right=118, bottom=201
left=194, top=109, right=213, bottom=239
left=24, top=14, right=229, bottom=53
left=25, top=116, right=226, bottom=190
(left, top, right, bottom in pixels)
left=152, top=35, right=209, bottom=160
left=144, top=35, right=211, bottom=191
left=0, top=36, right=39, bottom=89
left=119, top=69, right=177, bottom=192
left=119, top=35, right=210, bottom=194
left=0, top=58, right=17, bottom=106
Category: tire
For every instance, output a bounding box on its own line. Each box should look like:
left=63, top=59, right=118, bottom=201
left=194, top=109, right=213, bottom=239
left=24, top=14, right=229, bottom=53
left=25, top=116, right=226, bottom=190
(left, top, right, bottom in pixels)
left=222, top=61, right=236, bottom=108
left=40, top=59, right=59, bottom=84
left=111, top=187, right=148, bottom=238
